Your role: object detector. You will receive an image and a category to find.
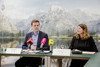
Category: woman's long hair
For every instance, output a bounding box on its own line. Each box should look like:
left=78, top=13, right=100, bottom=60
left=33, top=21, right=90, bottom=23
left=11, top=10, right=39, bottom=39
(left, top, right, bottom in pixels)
left=75, top=24, right=90, bottom=40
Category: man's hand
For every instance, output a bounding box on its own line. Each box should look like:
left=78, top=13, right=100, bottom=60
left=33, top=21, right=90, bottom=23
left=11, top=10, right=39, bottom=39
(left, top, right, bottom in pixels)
left=31, top=46, right=36, bottom=50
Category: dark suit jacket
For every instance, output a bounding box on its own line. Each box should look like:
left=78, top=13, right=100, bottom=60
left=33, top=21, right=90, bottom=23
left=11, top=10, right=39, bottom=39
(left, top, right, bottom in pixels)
left=22, top=31, right=49, bottom=50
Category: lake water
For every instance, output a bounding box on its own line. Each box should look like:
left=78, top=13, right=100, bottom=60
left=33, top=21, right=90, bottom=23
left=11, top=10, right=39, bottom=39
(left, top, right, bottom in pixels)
left=0, top=38, right=100, bottom=67
left=0, top=38, right=100, bottom=51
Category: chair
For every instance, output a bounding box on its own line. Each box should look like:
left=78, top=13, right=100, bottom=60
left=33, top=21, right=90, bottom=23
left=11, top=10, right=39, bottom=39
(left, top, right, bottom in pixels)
left=65, top=59, right=71, bottom=67
left=40, top=57, right=45, bottom=67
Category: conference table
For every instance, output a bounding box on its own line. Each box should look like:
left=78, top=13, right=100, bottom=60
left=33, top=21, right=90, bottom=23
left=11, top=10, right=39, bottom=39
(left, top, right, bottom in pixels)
left=0, top=49, right=51, bottom=67
left=84, top=53, right=100, bottom=67
left=0, top=49, right=100, bottom=67
left=49, top=53, right=92, bottom=67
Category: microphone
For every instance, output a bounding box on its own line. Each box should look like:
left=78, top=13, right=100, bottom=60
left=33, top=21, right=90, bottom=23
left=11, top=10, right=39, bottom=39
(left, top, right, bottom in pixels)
left=49, top=39, right=54, bottom=52
left=27, top=38, right=33, bottom=49
left=40, top=38, right=46, bottom=49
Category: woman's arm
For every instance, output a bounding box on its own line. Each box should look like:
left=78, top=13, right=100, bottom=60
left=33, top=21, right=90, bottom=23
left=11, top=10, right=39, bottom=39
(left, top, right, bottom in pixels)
left=89, top=36, right=98, bottom=52
left=69, top=36, right=75, bottom=50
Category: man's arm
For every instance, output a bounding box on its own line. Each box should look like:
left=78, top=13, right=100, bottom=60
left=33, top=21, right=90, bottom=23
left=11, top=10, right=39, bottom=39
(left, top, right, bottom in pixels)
left=43, top=34, right=49, bottom=50
left=36, top=33, right=50, bottom=50
left=22, top=34, right=28, bottom=49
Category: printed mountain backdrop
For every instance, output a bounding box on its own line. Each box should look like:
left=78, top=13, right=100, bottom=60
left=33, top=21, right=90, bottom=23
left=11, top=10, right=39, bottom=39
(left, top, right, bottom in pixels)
left=0, top=0, right=100, bottom=37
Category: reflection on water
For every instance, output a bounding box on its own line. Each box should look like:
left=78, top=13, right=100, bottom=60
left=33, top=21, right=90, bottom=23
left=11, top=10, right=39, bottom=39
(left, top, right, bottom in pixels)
left=0, top=38, right=25, bottom=66
left=0, top=38, right=24, bottom=48
left=0, top=38, right=100, bottom=66
left=0, top=38, right=100, bottom=51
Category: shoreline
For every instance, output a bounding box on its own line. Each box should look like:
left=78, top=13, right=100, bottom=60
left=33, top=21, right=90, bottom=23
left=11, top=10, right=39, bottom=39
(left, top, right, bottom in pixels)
left=0, top=36, right=100, bottom=39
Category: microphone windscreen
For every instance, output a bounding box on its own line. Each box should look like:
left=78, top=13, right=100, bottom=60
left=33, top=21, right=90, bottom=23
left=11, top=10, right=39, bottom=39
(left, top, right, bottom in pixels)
left=27, top=38, right=33, bottom=45
left=41, top=38, right=46, bottom=45
left=49, top=39, right=54, bottom=46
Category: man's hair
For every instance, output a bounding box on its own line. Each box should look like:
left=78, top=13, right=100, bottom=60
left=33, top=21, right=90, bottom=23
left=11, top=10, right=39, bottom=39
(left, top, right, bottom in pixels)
left=31, top=20, right=40, bottom=25
left=75, top=24, right=90, bottom=40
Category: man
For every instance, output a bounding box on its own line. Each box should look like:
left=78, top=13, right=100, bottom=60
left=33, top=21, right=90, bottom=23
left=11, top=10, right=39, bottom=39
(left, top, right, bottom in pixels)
left=15, top=20, right=49, bottom=67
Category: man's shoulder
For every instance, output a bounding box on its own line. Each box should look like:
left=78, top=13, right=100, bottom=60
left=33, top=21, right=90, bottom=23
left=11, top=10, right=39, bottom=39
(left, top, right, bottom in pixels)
left=26, top=32, right=33, bottom=35
left=39, top=31, right=47, bottom=35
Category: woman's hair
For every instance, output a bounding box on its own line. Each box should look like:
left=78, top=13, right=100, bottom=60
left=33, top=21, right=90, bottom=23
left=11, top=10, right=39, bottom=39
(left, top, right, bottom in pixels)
left=75, top=24, right=90, bottom=40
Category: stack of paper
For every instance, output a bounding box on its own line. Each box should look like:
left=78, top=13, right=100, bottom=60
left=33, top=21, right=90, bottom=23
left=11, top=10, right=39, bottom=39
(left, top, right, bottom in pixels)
left=6, top=48, right=22, bottom=54
left=52, top=49, right=71, bottom=56
left=82, top=51, right=96, bottom=54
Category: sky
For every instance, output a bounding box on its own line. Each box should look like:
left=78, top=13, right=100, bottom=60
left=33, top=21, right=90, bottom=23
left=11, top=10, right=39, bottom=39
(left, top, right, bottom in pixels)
left=2, top=0, right=100, bottom=19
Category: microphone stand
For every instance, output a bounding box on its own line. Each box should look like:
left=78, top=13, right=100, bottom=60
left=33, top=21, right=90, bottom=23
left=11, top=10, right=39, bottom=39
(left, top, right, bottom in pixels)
left=40, top=48, right=43, bottom=53
left=50, top=45, right=53, bottom=53
left=28, top=43, right=31, bottom=49
left=40, top=43, right=44, bottom=53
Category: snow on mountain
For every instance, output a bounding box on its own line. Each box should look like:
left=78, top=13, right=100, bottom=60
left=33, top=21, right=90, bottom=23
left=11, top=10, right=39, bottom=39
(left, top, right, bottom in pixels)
left=0, top=0, right=18, bottom=34
left=15, top=5, right=100, bottom=35
left=0, top=0, right=5, bottom=11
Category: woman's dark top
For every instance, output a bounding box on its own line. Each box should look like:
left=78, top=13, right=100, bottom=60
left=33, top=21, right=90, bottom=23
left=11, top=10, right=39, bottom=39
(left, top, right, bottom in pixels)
left=69, top=36, right=98, bottom=67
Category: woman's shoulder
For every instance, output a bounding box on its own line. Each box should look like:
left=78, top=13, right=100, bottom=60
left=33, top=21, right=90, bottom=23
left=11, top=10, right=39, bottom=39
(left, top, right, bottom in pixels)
left=72, top=36, right=77, bottom=39
left=88, top=36, right=93, bottom=40
left=89, top=36, right=93, bottom=39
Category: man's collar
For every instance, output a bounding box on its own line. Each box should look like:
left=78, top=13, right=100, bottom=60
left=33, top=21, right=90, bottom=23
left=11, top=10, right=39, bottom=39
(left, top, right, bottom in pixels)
left=32, top=31, right=39, bottom=35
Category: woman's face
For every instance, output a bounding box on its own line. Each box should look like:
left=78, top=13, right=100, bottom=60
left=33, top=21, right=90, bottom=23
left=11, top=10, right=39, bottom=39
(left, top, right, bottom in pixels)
left=77, top=26, right=84, bottom=35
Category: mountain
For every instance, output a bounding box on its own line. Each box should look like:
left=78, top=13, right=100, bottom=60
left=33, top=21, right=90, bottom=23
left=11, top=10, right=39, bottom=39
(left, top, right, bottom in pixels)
left=0, top=0, right=18, bottom=34
left=15, top=5, right=100, bottom=36
left=0, top=0, right=5, bottom=11
left=0, top=12, right=18, bottom=33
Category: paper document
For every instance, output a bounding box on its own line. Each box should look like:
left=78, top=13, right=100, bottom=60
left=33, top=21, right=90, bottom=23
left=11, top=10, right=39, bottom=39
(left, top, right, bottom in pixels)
left=52, top=49, right=71, bottom=56
left=6, top=48, right=22, bottom=54
left=82, top=51, right=96, bottom=54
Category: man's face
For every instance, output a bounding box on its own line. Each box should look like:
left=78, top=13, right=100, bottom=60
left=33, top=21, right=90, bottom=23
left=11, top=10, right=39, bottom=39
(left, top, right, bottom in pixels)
left=31, top=22, right=40, bottom=33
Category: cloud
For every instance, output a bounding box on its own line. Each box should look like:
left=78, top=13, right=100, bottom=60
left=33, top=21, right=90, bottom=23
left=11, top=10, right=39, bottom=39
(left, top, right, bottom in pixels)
left=3, top=0, right=100, bottom=19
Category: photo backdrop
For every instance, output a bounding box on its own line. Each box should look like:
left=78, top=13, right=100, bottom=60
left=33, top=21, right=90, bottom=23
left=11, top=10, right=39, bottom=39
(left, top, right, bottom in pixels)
left=0, top=0, right=100, bottom=66
left=0, top=0, right=100, bottom=50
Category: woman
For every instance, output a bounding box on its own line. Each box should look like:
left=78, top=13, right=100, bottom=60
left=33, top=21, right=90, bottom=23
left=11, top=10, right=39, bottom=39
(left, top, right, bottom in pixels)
left=69, top=24, right=98, bottom=67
